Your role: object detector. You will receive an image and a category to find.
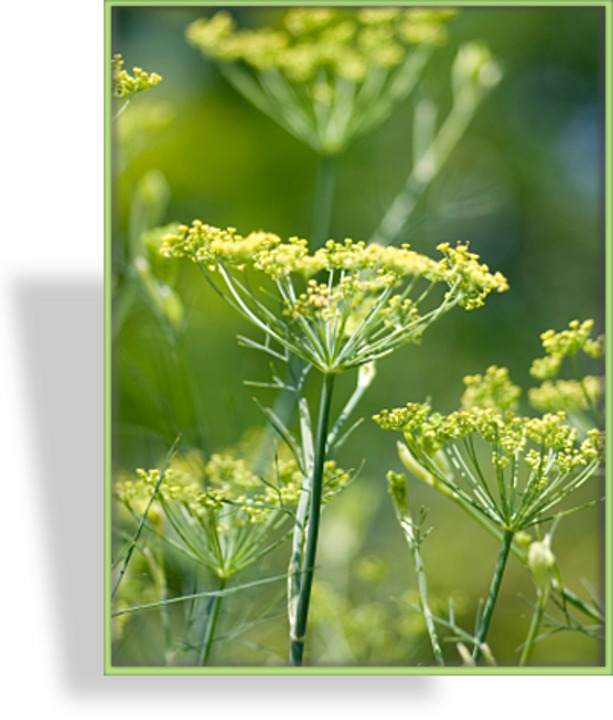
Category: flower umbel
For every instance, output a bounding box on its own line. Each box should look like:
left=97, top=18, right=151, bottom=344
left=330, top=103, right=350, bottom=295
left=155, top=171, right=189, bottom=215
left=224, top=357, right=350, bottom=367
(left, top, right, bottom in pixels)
left=528, top=319, right=604, bottom=426
left=112, top=53, right=163, bottom=98
left=529, top=376, right=604, bottom=415
left=186, top=8, right=458, bottom=154
left=374, top=403, right=604, bottom=532
left=530, top=319, right=604, bottom=381
left=461, top=365, right=521, bottom=414
left=114, top=448, right=351, bottom=581
left=160, top=221, right=508, bottom=373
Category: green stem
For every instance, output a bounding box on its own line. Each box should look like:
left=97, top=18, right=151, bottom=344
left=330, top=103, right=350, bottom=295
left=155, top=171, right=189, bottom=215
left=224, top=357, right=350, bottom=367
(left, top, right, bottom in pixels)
left=112, top=436, right=181, bottom=599
left=413, top=547, right=444, bottom=666
left=255, top=151, right=337, bottom=472
left=198, top=576, right=226, bottom=666
left=399, top=517, right=444, bottom=666
left=290, top=372, right=336, bottom=666
left=473, top=529, right=514, bottom=663
left=370, top=87, right=481, bottom=246
left=519, top=590, right=547, bottom=667
left=112, top=97, right=131, bottom=122
left=311, top=154, right=337, bottom=249
left=434, top=485, right=602, bottom=623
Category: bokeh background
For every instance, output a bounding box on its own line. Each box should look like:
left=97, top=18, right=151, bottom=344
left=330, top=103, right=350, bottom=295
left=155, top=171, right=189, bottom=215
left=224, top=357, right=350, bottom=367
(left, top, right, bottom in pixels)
left=111, top=4, right=605, bottom=668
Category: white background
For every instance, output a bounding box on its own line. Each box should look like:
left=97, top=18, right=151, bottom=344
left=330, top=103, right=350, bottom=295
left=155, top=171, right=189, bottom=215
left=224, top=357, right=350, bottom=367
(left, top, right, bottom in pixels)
left=0, top=1, right=610, bottom=717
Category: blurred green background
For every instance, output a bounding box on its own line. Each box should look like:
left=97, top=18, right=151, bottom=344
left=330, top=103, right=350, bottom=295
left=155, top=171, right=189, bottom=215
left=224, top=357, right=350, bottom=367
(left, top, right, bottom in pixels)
left=111, top=5, right=605, bottom=667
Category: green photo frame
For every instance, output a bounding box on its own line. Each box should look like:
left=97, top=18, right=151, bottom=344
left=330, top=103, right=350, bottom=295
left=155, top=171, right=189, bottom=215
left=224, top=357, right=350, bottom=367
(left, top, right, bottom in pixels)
left=105, top=0, right=611, bottom=675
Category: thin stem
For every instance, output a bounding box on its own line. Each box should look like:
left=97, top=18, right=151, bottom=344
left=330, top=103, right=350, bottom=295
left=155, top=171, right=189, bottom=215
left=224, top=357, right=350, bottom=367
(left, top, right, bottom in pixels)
left=370, top=76, right=484, bottom=246
left=198, top=576, right=226, bottom=666
left=290, top=372, right=336, bottom=666
left=311, top=154, right=337, bottom=249
left=111, top=97, right=131, bottom=122
left=473, top=529, right=514, bottom=662
left=519, top=590, right=547, bottom=667
left=112, top=435, right=181, bottom=599
left=112, top=572, right=291, bottom=618
left=404, top=444, right=602, bottom=624
left=399, top=516, right=444, bottom=666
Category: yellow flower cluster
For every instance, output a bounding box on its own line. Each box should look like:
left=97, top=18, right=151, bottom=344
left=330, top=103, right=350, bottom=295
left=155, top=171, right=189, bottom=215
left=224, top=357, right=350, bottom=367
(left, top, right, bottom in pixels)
left=527, top=319, right=605, bottom=421
left=161, top=221, right=508, bottom=372
left=185, top=8, right=464, bottom=153
left=374, top=403, right=604, bottom=474
left=112, top=53, right=162, bottom=98
left=376, top=394, right=605, bottom=532
left=161, top=222, right=507, bottom=303
left=160, top=221, right=278, bottom=270
left=186, top=8, right=457, bottom=84
left=435, top=243, right=509, bottom=310
left=530, top=319, right=604, bottom=380
left=528, top=376, right=604, bottom=414
left=374, top=402, right=432, bottom=435
left=114, top=450, right=351, bottom=528
left=461, top=365, right=521, bottom=413
left=116, top=454, right=284, bottom=525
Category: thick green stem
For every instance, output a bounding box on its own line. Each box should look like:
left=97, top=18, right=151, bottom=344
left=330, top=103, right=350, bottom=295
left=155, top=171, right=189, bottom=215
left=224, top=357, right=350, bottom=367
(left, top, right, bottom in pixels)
left=473, top=529, right=514, bottom=662
left=311, top=154, right=337, bottom=249
left=198, top=576, right=226, bottom=666
left=290, top=372, right=336, bottom=666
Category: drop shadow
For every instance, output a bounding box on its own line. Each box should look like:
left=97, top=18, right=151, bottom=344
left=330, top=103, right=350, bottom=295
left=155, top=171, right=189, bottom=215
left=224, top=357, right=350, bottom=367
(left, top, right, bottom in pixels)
left=15, top=277, right=434, bottom=700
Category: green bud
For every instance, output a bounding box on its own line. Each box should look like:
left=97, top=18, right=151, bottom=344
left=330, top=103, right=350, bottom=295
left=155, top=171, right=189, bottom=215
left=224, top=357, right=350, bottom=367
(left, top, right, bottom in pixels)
left=528, top=535, right=555, bottom=596
left=514, top=530, right=532, bottom=548
left=452, top=42, right=501, bottom=97
left=397, top=441, right=435, bottom=487
left=386, top=470, right=409, bottom=516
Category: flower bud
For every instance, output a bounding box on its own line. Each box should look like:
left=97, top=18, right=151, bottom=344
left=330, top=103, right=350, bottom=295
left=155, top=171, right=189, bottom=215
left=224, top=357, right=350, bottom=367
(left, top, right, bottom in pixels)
left=452, top=42, right=502, bottom=95
left=528, top=534, right=555, bottom=596
left=386, top=470, right=409, bottom=517
left=397, top=441, right=435, bottom=487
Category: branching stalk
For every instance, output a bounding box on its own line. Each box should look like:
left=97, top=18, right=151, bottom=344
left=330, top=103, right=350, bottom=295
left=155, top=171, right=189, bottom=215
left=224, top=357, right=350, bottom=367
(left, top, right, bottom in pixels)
left=399, top=516, right=444, bottom=665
